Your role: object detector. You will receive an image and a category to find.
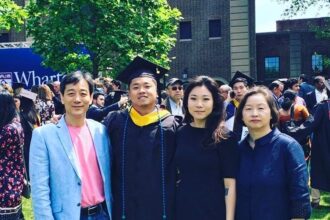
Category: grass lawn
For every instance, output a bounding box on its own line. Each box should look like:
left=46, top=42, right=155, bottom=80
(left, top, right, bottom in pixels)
left=22, top=198, right=34, bottom=220
left=311, top=192, right=330, bottom=220
left=22, top=192, right=330, bottom=219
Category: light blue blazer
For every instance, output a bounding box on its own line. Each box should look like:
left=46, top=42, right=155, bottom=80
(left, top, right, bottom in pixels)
left=29, top=117, right=112, bottom=220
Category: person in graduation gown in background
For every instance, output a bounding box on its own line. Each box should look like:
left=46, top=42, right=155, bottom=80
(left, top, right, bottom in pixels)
left=103, top=56, right=181, bottom=220
left=225, top=71, right=254, bottom=140
left=175, top=76, right=239, bottom=220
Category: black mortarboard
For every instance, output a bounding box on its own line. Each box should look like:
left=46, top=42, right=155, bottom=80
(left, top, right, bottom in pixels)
left=229, top=71, right=254, bottom=88
left=12, top=82, right=26, bottom=90
left=19, top=88, right=38, bottom=102
left=117, top=56, right=168, bottom=85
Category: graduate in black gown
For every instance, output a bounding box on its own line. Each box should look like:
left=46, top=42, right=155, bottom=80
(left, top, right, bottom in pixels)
left=103, top=57, right=180, bottom=220
left=175, top=76, right=239, bottom=220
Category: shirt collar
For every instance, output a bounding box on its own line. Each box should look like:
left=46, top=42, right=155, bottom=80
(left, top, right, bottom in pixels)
left=243, top=128, right=280, bottom=149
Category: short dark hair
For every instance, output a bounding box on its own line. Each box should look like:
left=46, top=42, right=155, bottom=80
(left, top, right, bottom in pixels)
left=299, top=74, right=309, bottom=83
left=281, top=89, right=297, bottom=111
left=0, top=91, right=17, bottom=128
left=183, top=75, right=228, bottom=145
left=286, top=78, right=299, bottom=90
left=232, top=77, right=248, bottom=88
left=111, top=80, right=121, bottom=89
left=93, top=92, right=104, bottom=100
left=268, top=81, right=282, bottom=91
left=60, top=71, right=94, bottom=95
left=235, top=86, right=279, bottom=129
left=313, top=75, right=325, bottom=84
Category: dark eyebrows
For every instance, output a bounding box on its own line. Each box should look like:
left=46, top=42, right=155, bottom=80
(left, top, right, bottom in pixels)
left=65, top=88, right=89, bottom=93
left=189, top=94, right=211, bottom=98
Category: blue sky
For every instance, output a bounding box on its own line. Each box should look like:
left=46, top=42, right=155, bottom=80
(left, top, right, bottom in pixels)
left=256, top=0, right=330, bottom=33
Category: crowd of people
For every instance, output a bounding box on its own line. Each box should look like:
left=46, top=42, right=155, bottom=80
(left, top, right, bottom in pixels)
left=0, top=56, right=329, bottom=220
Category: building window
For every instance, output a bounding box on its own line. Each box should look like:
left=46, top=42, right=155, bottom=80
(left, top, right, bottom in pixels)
left=264, top=57, right=280, bottom=78
left=312, top=54, right=323, bottom=72
left=179, top=21, right=192, bottom=40
left=209, top=19, right=221, bottom=38
left=0, top=33, right=9, bottom=43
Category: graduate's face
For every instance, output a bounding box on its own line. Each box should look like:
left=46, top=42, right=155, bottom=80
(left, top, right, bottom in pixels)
left=188, top=86, right=214, bottom=125
left=129, top=77, right=158, bottom=110
left=233, top=82, right=248, bottom=102
left=61, top=79, right=92, bottom=119
left=242, top=93, right=272, bottom=133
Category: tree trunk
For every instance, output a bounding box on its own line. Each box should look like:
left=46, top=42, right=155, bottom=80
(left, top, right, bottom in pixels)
left=91, top=57, right=99, bottom=79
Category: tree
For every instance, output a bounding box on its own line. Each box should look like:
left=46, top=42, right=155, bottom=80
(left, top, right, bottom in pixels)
left=0, top=0, right=27, bottom=31
left=27, top=0, right=181, bottom=78
left=278, top=0, right=330, bottom=17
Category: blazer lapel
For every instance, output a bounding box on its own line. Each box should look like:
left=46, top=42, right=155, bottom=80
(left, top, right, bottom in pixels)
left=56, top=116, right=81, bottom=179
left=86, top=120, right=106, bottom=182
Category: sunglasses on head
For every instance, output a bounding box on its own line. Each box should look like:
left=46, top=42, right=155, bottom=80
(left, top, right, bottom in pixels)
left=171, top=86, right=183, bottom=91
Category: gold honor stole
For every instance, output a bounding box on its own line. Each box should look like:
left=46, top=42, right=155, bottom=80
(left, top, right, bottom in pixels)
left=233, top=99, right=239, bottom=108
left=129, top=107, right=171, bottom=126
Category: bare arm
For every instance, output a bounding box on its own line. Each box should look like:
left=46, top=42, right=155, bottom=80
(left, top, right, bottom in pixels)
left=224, top=178, right=236, bottom=220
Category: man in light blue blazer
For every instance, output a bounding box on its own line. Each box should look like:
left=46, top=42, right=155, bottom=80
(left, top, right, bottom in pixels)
left=30, top=71, right=112, bottom=220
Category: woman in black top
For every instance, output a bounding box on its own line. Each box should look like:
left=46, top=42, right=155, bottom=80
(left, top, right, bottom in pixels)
left=175, top=76, right=239, bottom=220
left=0, top=92, right=25, bottom=220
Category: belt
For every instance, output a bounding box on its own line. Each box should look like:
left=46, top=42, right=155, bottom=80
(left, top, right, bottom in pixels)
left=81, top=201, right=106, bottom=216
left=0, top=204, right=22, bottom=215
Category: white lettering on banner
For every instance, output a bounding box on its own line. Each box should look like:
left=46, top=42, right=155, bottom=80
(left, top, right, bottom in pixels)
left=14, top=71, right=31, bottom=86
left=13, top=71, right=63, bottom=87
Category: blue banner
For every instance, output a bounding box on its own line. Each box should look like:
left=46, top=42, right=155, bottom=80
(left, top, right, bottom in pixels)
left=0, top=48, right=63, bottom=89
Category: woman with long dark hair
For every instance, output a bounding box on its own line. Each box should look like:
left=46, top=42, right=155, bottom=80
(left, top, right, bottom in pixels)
left=19, top=96, right=40, bottom=178
left=175, top=76, right=239, bottom=220
left=234, top=86, right=311, bottom=219
left=0, top=92, right=25, bottom=220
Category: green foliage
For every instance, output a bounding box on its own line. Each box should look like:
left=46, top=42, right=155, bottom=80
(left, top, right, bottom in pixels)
left=26, top=0, right=181, bottom=78
left=0, top=0, right=27, bottom=31
left=22, top=198, right=34, bottom=220
left=310, top=192, right=330, bottom=219
left=278, top=0, right=330, bottom=17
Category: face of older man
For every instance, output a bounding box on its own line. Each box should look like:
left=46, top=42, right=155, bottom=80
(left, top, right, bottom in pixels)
left=167, top=83, right=183, bottom=103
left=53, top=81, right=60, bottom=94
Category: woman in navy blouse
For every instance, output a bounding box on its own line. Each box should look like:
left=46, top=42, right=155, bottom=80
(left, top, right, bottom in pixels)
left=234, top=86, right=311, bottom=220
left=0, top=92, right=25, bottom=220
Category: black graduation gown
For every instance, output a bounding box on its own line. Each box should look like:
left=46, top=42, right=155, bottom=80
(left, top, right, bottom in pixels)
left=104, top=110, right=179, bottom=220
left=310, top=100, right=330, bottom=192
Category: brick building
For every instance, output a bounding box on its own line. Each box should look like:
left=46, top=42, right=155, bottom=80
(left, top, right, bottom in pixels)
left=168, top=0, right=256, bottom=84
left=256, top=17, right=330, bottom=84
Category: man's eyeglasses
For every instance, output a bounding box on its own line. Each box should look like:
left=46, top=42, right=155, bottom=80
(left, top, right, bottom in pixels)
left=171, top=86, right=183, bottom=91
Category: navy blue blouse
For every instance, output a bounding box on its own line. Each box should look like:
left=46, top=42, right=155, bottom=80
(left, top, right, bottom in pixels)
left=236, top=128, right=311, bottom=220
